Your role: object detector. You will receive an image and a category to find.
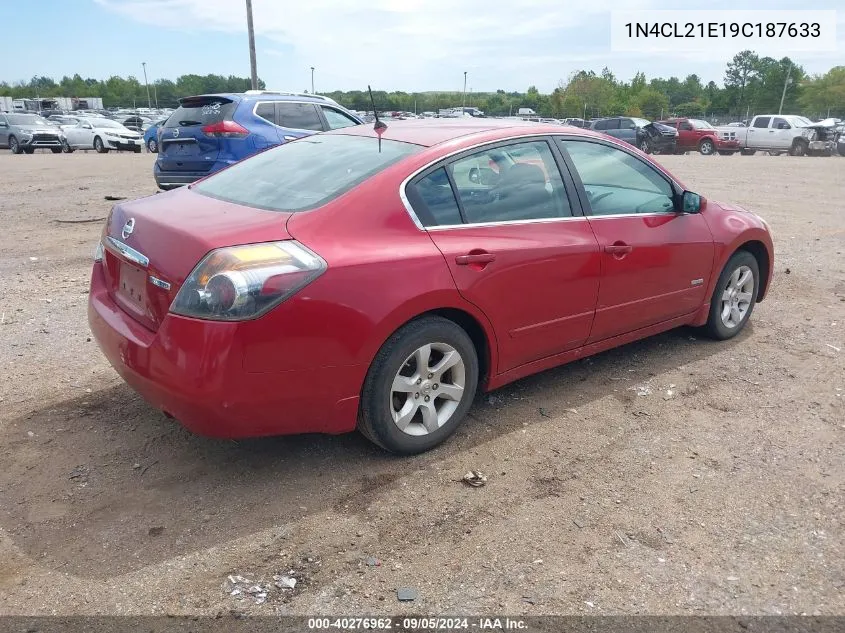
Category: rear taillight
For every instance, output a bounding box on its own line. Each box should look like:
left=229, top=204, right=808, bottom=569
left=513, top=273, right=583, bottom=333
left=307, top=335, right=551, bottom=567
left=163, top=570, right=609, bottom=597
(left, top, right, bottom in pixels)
left=201, top=120, right=249, bottom=138
left=170, top=241, right=326, bottom=321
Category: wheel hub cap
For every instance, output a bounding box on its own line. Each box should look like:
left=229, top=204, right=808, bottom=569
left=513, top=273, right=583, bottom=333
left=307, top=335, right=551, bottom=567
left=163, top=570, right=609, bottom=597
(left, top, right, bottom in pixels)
left=720, top=265, right=754, bottom=329
left=390, top=342, right=466, bottom=436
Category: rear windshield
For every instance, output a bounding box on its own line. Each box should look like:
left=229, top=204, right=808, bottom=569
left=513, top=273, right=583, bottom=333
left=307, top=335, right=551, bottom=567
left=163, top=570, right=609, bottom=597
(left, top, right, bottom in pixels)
left=193, top=134, right=422, bottom=212
left=165, top=97, right=236, bottom=128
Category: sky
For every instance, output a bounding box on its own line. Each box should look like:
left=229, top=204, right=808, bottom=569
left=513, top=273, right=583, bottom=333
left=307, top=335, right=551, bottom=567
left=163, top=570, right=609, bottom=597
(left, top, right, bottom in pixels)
left=0, top=0, right=842, bottom=93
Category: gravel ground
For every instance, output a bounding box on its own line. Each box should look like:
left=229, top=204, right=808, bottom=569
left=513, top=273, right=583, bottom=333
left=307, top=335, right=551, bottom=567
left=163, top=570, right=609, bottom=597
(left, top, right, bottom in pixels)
left=0, top=151, right=842, bottom=616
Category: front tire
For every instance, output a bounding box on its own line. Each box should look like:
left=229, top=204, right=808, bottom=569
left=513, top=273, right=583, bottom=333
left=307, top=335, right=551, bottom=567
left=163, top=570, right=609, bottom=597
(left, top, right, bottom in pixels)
left=94, top=136, right=108, bottom=153
left=62, top=139, right=75, bottom=153
left=704, top=251, right=759, bottom=340
left=51, top=147, right=62, bottom=154
left=9, top=136, right=21, bottom=154
left=638, top=139, right=650, bottom=154
left=740, top=149, right=756, bottom=156
left=698, top=139, right=715, bottom=155
left=358, top=316, right=479, bottom=454
left=789, top=139, right=807, bottom=156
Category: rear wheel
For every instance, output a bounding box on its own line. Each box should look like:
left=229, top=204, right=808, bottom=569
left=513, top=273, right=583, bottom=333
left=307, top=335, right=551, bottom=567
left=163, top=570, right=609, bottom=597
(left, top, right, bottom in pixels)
left=638, top=139, right=650, bottom=154
left=133, top=146, right=142, bottom=153
left=740, top=149, right=756, bottom=156
left=358, top=316, right=479, bottom=454
left=9, top=136, right=21, bottom=154
left=147, top=138, right=158, bottom=153
left=768, top=151, right=782, bottom=156
left=23, top=148, right=34, bottom=154
left=50, top=147, right=62, bottom=154
left=94, top=136, right=108, bottom=153
left=704, top=250, right=759, bottom=340
left=698, top=139, right=715, bottom=155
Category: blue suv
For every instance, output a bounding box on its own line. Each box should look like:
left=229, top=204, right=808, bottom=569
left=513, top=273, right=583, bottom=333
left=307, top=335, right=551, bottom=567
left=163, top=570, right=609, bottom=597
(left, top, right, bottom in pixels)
left=154, top=91, right=363, bottom=189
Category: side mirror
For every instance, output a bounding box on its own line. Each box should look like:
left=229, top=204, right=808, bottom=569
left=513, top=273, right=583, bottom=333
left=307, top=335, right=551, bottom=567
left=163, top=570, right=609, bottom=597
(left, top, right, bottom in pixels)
left=681, top=191, right=702, bottom=213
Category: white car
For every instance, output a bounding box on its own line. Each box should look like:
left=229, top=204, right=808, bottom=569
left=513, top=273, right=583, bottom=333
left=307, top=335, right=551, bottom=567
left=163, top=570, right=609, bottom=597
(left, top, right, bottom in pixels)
left=62, top=117, right=142, bottom=153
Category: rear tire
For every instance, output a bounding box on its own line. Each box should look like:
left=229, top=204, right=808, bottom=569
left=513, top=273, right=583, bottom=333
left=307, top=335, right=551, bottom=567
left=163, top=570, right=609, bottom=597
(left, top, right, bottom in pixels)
left=23, top=148, right=34, bottom=154
left=698, top=139, right=715, bottom=155
left=638, top=139, right=650, bottom=154
left=147, top=138, right=158, bottom=153
left=133, top=146, right=142, bottom=153
left=358, top=316, right=479, bottom=454
left=9, top=136, right=21, bottom=154
left=768, top=151, right=782, bottom=156
left=740, top=149, right=756, bottom=156
left=94, top=136, right=108, bottom=153
left=62, top=139, right=75, bottom=153
left=704, top=250, right=759, bottom=341
left=51, top=147, right=62, bottom=154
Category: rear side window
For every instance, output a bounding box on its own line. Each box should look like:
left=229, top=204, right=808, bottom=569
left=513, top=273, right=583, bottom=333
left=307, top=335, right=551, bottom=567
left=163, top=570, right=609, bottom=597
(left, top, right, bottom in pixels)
left=619, top=119, right=636, bottom=130
left=592, top=119, right=607, bottom=131
left=408, top=168, right=462, bottom=227
left=753, top=117, right=771, bottom=129
left=193, top=134, right=421, bottom=212
left=165, top=98, right=236, bottom=128
left=255, top=102, right=275, bottom=123
left=276, top=103, right=323, bottom=131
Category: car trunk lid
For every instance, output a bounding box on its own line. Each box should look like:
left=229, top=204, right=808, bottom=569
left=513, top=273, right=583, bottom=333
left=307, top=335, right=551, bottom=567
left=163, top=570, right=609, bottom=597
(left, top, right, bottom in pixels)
left=157, top=95, right=238, bottom=173
left=102, top=187, right=292, bottom=331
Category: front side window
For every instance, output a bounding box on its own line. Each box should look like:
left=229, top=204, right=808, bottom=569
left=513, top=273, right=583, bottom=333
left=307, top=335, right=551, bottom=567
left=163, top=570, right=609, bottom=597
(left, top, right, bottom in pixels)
left=558, top=139, right=675, bottom=216
left=772, top=117, right=790, bottom=130
left=679, top=121, right=693, bottom=131
left=447, top=140, right=572, bottom=224
left=753, top=117, right=771, bottom=129
left=193, top=134, right=421, bottom=212
left=276, top=102, right=323, bottom=131
left=322, top=107, right=359, bottom=130
left=619, top=119, right=637, bottom=130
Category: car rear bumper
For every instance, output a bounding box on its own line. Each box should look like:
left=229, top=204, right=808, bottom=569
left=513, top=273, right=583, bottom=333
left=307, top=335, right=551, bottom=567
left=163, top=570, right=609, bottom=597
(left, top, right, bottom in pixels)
left=88, top=263, right=362, bottom=438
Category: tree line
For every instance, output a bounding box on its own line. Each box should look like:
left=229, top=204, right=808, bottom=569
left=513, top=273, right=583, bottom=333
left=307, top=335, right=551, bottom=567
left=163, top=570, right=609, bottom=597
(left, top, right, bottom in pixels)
left=2, top=51, right=842, bottom=121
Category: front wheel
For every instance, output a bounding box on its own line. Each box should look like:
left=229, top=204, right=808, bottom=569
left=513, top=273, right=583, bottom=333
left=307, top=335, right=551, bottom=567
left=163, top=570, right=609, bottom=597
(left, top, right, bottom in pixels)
left=9, top=136, right=21, bottom=154
left=62, top=139, right=75, bottom=153
left=23, top=148, right=34, bottom=154
left=51, top=147, right=62, bottom=154
left=789, top=140, right=807, bottom=157
left=704, top=250, right=759, bottom=340
left=740, top=149, right=756, bottom=156
left=698, top=139, right=715, bottom=155
left=638, top=139, right=650, bottom=154
left=358, top=316, right=479, bottom=454
left=94, top=136, right=108, bottom=153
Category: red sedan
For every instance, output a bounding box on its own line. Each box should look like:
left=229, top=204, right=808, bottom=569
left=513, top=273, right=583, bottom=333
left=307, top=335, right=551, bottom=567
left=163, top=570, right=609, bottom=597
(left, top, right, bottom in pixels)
left=88, top=120, right=774, bottom=454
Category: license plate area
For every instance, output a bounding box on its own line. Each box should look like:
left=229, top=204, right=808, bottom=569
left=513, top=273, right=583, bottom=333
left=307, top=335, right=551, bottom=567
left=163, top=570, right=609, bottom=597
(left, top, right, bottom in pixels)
left=118, top=263, right=147, bottom=313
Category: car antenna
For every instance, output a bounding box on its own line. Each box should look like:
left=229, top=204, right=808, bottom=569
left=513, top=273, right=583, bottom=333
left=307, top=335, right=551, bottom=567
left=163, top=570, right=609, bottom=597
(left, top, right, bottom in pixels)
left=368, top=85, right=387, bottom=152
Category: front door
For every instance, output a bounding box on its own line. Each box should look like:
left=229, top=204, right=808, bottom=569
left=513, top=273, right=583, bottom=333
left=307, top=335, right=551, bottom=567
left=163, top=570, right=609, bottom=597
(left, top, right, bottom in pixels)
left=406, top=138, right=601, bottom=372
left=556, top=137, right=715, bottom=343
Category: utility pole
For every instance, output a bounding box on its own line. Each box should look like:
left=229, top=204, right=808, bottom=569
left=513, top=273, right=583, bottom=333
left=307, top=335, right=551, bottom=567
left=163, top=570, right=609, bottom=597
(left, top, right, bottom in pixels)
left=154, top=83, right=158, bottom=108
left=462, top=71, right=467, bottom=109
left=310, top=67, right=315, bottom=94
left=142, top=62, right=151, bottom=109
left=778, top=61, right=792, bottom=115
left=245, top=0, right=259, bottom=90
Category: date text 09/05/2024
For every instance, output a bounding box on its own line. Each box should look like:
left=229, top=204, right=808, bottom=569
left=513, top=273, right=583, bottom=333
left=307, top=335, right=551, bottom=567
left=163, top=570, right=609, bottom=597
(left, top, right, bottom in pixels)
left=624, top=21, right=821, bottom=39
left=306, top=617, right=528, bottom=630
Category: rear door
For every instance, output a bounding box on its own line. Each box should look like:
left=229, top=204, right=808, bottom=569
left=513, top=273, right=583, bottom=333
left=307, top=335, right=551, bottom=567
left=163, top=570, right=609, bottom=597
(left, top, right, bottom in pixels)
left=158, top=95, right=237, bottom=174
left=407, top=138, right=601, bottom=372
left=746, top=116, right=771, bottom=150
left=556, top=136, right=714, bottom=342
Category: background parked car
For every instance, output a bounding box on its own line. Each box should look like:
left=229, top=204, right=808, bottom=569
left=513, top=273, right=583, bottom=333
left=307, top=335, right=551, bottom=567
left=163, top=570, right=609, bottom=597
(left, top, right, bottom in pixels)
left=658, top=117, right=740, bottom=155
left=154, top=90, right=363, bottom=189
left=590, top=116, right=677, bottom=154
left=0, top=112, right=64, bottom=154
left=144, top=119, right=166, bottom=153
left=717, top=114, right=817, bottom=156
left=62, top=117, right=142, bottom=153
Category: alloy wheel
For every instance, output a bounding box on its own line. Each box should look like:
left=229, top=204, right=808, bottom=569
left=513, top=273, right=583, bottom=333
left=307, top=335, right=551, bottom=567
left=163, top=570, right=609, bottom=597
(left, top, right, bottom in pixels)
left=390, top=342, right=466, bottom=436
left=720, top=265, right=754, bottom=328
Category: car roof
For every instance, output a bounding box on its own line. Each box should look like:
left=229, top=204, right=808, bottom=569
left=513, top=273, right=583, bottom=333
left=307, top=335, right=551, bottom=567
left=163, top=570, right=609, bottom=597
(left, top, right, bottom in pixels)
left=183, top=92, right=337, bottom=104
left=325, top=118, right=604, bottom=148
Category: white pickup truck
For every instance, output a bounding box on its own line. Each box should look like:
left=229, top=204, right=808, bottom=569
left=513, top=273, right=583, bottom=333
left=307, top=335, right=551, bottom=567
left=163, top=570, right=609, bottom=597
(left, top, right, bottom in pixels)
left=717, top=114, right=838, bottom=156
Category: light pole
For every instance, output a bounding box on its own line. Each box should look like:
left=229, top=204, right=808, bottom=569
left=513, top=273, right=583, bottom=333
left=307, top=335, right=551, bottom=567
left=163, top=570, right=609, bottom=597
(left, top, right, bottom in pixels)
left=141, top=62, right=151, bottom=109
left=311, top=67, right=315, bottom=94
left=245, top=0, right=258, bottom=90
left=778, top=61, right=792, bottom=115
left=462, top=71, right=467, bottom=109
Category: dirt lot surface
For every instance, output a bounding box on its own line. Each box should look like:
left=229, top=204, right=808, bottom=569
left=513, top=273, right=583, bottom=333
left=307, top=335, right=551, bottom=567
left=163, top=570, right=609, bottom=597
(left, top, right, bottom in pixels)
left=0, top=151, right=842, bottom=617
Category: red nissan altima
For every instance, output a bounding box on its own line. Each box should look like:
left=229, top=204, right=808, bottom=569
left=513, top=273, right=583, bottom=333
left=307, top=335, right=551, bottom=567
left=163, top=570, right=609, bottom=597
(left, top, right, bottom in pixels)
left=89, top=119, right=774, bottom=454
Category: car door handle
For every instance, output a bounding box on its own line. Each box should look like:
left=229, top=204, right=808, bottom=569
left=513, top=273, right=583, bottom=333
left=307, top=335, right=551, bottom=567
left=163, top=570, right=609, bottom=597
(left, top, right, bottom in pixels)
left=456, top=253, right=496, bottom=265
left=605, top=244, right=633, bottom=256
left=769, top=130, right=775, bottom=133
left=283, top=135, right=297, bottom=141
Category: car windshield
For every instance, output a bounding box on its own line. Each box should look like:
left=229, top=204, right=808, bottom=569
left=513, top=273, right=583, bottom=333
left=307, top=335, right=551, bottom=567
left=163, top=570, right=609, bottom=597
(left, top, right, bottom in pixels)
left=89, top=118, right=125, bottom=129
left=792, top=116, right=813, bottom=126
left=194, top=134, right=422, bottom=212
left=689, top=119, right=714, bottom=129
left=7, top=114, right=49, bottom=125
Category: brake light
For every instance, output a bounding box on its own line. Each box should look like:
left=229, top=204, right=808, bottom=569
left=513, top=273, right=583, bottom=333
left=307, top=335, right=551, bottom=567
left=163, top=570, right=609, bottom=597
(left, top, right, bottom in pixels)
left=201, top=120, right=249, bottom=138
left=170, top=241, right=326, bottom=321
